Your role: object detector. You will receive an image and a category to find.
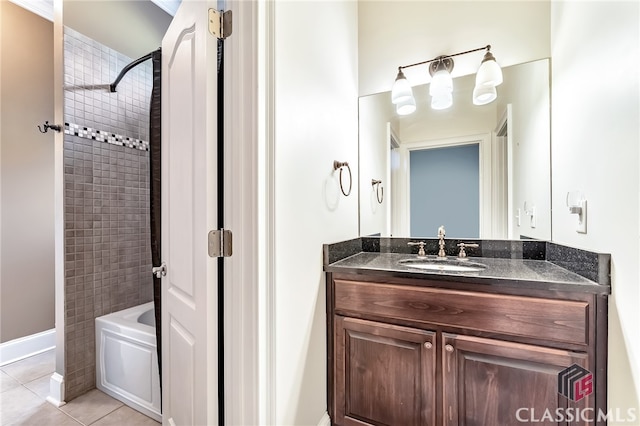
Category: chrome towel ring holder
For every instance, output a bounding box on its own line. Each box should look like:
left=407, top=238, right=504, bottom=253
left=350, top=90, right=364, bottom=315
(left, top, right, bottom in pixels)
left=333, top=160, right=352, bottom=196
left=38, top=121, right=62, bottom=133
left=371, top=179, right=383, bottom=204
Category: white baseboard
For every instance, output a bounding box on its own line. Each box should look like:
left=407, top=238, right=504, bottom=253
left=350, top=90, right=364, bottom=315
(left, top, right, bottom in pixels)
left=318, top=412, right=331, bottom=426
left=0, top=329, right=55, bottom=366
left=46, top=373, right=66, bottom=407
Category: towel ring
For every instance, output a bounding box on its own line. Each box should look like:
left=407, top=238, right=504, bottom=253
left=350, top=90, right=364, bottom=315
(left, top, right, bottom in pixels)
left=37, top=121, right=62, bottom=133
left=333, top=160, right=352, bottom=197
left=371, top=179, right=383, bottom=204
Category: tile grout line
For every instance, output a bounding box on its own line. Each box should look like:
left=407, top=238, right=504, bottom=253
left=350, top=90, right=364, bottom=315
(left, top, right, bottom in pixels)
left=1, top=354, right=159, bottom=424
left=85, top=405, right=124, bottom=426
left=43, top=390, right=85, bottom=426
left=51, top=404, right=84, bottom=426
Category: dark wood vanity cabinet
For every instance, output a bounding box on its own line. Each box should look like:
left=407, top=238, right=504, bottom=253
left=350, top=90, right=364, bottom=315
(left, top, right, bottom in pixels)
left=327, top=274, right=607, bottom=426
left=441, top=333, right=589, bottom=426
left=335, top=317, right=436, bottom=425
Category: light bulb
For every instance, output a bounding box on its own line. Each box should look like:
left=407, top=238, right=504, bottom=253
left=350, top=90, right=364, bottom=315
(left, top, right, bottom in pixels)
left=472, top=84, right=497, bottom=105
left=396, top=96, right=416, bottom=115
left=431, top=92, right=453, bottom=110
left=429, top=69, right=453, bottom=96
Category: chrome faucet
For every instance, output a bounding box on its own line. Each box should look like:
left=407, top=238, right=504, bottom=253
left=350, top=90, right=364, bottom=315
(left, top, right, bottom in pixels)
left=437, top=225, right=446, bottom=258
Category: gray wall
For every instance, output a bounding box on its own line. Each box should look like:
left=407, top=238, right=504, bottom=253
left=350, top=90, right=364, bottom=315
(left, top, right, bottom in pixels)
left=0, top=1, right=55, bottom=344
left=63, top=27, right=153, bottom=400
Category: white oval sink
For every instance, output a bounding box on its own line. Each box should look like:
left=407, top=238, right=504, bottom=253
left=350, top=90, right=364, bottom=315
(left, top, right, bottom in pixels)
left=398, top=258, right=487, bottom=272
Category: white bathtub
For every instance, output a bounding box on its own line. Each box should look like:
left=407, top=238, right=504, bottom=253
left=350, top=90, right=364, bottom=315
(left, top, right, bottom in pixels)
left=95, top=302, right=161, bottom=422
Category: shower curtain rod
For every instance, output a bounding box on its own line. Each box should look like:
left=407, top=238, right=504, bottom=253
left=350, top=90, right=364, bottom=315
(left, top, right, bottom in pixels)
left=110, top=48, right=160, bottom=93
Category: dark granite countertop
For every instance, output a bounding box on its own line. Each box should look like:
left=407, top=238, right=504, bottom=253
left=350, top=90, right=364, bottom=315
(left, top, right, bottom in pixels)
left=323, top=237, right=611, bottom=295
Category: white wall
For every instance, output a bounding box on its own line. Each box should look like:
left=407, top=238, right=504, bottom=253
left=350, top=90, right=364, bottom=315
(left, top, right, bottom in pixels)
left=273, top=1, right=359, bottom=424
left=359, top=95, right=393, bottom=236
left=358, top=1, right=550, bottom=96
left=356, top=0, right=638, bottom=417
left=498, top=59, right=551, bottom=240
left=357, top=1, right=551, bottom=241
left=551, top=1, right=640, bottom=420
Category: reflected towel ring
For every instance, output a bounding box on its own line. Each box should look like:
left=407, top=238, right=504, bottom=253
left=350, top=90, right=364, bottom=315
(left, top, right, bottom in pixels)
left=371, top=179, right=383, bottom=204
left=37, top=121, right=62, bottom=133
left=333, top=160, right=352, bottom=196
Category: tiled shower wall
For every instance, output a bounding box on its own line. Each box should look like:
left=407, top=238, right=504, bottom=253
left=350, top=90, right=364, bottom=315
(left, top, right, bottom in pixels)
left=63, top=27, right=153, bottom=400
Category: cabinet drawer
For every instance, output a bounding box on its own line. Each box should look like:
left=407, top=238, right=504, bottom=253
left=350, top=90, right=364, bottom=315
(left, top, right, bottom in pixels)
left=334, top=279, right=589, bottom=346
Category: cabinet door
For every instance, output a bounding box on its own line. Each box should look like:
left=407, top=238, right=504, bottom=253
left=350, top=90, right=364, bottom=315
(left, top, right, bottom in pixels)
left=442, top=333, right=590, bottom=426
left=334, top=317, right=436, bottom=426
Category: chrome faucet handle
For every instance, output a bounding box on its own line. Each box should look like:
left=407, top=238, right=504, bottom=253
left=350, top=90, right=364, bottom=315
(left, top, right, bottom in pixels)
left=457, top=242, right=479, bottom=258
left=407, top=241, right=427, bottom=257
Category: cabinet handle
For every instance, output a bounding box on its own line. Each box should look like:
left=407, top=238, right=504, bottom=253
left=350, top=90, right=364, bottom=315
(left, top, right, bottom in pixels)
left=424, top=342, right=433, bottom=349
left=445, top=344, right=454, bottom=352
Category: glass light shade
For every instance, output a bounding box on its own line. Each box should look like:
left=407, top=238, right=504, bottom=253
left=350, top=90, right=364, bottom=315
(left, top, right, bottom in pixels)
left=431, top=92, right=453, bottom=110
left=472, top=84, right=497, bottom=105
left=476, top=55, right=503, bottom=87
left=429, top=69, right=453, bottom=96
left=391, top=71, right=413, bottom=104
left=396, top=96, right=416, bottom=115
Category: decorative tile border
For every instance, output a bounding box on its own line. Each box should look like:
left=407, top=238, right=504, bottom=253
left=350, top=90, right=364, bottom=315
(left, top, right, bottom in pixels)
left=64, top=123, right=150, bottom=151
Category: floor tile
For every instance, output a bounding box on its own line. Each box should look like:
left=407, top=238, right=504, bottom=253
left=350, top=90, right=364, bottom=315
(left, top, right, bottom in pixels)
left=6, top=402, right=82, bottom=426
left=0, top=385, right=46, bottom=425
left=0, top=351, right=55, bottom=385
left=60, top=389, right=123, bottom=426
left=0, top=372, right=20, bottom=394
left=23, top=375, right=51, bottom=401
left=90, top=405, right=160, bottom=426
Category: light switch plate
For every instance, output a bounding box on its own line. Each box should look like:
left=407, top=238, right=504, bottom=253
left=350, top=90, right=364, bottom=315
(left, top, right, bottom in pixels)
left=531, top=206, right=537, bottom=228
left=577, top=200, right=587, bottom=233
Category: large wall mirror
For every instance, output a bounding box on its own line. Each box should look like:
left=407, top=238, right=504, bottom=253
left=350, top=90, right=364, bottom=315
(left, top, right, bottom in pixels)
left=359, top=58, right=551, bottom=240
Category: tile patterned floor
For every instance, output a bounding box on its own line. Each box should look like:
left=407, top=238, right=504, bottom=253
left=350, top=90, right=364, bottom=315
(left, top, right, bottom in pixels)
left=0, top=350, right=160, bottom=425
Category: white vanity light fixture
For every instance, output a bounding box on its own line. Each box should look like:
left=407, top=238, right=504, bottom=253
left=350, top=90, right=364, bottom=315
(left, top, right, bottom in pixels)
left=472, top=84, right=497, bottom=105
left=429, top=57, right=454, bottom=110
left=473, top=46, right=502, bottom=105
left=391, top=69, right=414, bottom=105
left=396, top=96, right=417, bottom=115
left=391, top=45, right=502, bottom=115
left=431, top=92, right=454, bottom=110
left=475, top=47, right=503, bottom=87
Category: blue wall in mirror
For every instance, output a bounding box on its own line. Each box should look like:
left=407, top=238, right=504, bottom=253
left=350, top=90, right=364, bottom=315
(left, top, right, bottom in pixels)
left=410, top=144, right=479, bottom=238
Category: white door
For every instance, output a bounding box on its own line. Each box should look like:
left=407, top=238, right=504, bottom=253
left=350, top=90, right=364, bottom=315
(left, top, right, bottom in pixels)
left=161, top=1, right=219, bottom=424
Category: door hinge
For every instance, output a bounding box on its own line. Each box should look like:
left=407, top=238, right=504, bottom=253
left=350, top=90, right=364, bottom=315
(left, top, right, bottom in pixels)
left=208, top=229, right=233, bottom=258
left=208, top=9, right=232, bottom=40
